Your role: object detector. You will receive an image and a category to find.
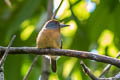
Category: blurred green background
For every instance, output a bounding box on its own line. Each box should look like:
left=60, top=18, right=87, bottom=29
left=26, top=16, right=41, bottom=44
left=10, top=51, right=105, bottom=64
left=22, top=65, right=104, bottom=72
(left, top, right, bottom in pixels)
left=0, top=0, right=120, bottom=80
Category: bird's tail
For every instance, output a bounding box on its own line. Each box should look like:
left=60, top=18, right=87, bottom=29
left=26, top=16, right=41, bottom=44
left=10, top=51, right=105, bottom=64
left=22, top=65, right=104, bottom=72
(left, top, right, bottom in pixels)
left=50, top=58, right=56, bottom=72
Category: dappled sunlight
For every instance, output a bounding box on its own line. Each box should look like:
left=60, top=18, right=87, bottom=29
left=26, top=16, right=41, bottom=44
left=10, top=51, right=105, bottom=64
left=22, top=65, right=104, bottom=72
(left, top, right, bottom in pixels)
left=98, top=29, right=118, bottom=57
left=21, top=60, right=31, bottom=76
left=20, top=20, right=35, bottom=41
left=63, top=58, right=77, bottom=78
left=70, top=0, right=78, bottom=4
left=54, top=0, right=70, bottom=19
left=61, top=20, right=77, bottom=48
left=1, top=0, right=120, bottom=79
left=71, top=69, right=82, bottom=80
left=49, top=73, right=59, bottom=80
left=98, top=30, right=113, bottom=55
left=94, top=70, right=101, bottom=76
left=98, top=30, right=114, bottom=47
left=97, top=46, right=105, bottom=55
left=108, top=43, right=118, bottom=57
left=59, top=9, right=71, bottom=20
left=61, top=20, right=77, bottom=37
left=86, top=0, right=96, bottom=12
left=21, top=20, right=30, bottom=29
left=54, top=0, right=94, bottom=20
left=20, top=25, right=34, bottom=41
left=72, top=1, right=90, bottom=20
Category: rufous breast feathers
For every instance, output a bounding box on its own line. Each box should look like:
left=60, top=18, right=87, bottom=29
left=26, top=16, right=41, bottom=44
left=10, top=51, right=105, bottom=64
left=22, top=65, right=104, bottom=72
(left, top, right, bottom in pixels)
left=36, top=28, right=61, bottom=48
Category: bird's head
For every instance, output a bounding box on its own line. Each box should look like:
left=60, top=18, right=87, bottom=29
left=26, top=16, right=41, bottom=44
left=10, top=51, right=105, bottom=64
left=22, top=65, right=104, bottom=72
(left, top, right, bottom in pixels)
left=45, top=20, right=69, bottom=29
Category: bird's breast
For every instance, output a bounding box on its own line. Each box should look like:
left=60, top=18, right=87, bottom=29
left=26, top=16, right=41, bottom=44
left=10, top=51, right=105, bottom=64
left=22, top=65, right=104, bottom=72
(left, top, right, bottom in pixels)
left=36, top=28, right=61, bottom=48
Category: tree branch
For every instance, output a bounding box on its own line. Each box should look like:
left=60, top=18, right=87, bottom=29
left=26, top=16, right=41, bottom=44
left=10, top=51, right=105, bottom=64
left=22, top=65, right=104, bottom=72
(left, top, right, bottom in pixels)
left=99, top=52, right=120, bottom=78
left=80, top=61, right=99, bottom=80
left=0, top=35, right=16, bottom=80
left=80, top=61, right=120, bottom=80
left=0, top=47, right=120, bottom=68
left=0, top=35, right=16, bottom=67
left=51, top=0, right=64, bottom=19
left=23, top=55, right=40, bottom=80
left=4, top=0, right=12, bottom=8
left=114, top=72, right=120, bottom=79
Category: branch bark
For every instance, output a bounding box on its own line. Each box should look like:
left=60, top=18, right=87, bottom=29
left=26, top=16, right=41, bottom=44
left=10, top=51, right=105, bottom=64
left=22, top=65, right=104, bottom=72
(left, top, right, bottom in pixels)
left=51, top=0, right=64, bottom=19
left=81, top=61, right=120, bottom=80
left=0, top=35, right=16, bottom=80
left=0, top=47, right=120, bottom=68
left=23, top=55, right=40, bottom=80
left=0, top=35, right=16, bottom=67
left=4, top=0, right=12, bottom=8
left=99, top=52, right=120, bottom=78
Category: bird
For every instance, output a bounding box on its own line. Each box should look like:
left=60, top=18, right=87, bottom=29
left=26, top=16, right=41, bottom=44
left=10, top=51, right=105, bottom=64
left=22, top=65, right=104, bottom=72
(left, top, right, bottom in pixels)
left=36, top=19, right=69, bottom=72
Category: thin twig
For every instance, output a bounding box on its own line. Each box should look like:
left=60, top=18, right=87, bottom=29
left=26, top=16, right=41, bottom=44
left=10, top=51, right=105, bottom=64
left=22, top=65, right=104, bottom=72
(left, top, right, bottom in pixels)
left=80, top=61, right=120, bottom=80
left=80, top=61, right=99, bottom=80
left=99, top=64, right=111, bottom=78
left=4, top=0, right=12, bottom=8
left=23, top=55, right=40, bottom=80
left=51, top=0, right=64, bottom=19
left=0, top=47, right=120, bottom=68
left=47, top=0, right=53, bottom=19
left=40, top=57, right=50, bottom=80
left=114, top=72, right=120, bottom=79
left=99, top=52, right=120, bottom=78
left=0, top=35, right=16, bottom=67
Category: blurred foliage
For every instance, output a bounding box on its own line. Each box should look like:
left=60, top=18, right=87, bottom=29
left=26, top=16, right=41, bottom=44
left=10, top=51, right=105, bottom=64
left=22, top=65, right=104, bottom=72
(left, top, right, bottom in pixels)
left=0, top=0, right=120, bottom=80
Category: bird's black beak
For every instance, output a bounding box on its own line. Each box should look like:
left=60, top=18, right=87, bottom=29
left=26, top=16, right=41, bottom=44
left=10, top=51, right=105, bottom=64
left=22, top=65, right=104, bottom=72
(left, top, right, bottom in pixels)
left=60, top=23, right=70, bottom=28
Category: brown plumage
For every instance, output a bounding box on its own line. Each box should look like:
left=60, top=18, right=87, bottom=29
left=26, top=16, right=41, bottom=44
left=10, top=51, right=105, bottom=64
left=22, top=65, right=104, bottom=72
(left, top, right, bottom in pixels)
left=36, top=20, right=69, bottom=72
left=36, top=27, right=61, bottom=49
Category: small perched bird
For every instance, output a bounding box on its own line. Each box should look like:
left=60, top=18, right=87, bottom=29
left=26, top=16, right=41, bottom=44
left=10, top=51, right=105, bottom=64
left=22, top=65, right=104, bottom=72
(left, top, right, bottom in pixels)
left=36, top=19, right=69, bottom=72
